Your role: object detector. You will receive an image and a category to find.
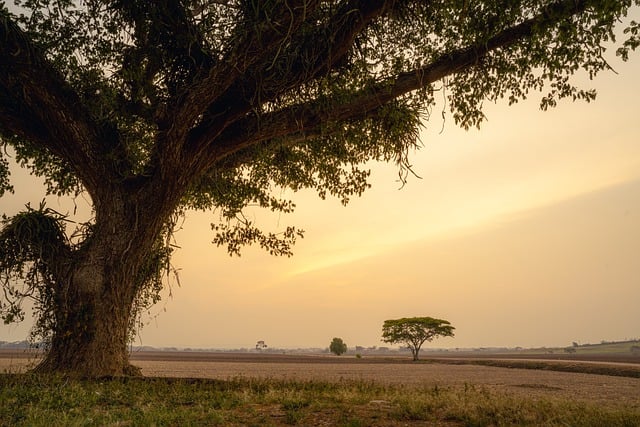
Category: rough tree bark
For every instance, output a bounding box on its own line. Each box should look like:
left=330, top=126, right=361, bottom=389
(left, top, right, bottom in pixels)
left=35, top=270, right=137, bottom=376
left=32, top=188, right=177, bottom=376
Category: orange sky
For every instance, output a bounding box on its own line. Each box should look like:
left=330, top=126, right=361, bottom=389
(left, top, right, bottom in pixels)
left=2, top=45, right=640, bottom=351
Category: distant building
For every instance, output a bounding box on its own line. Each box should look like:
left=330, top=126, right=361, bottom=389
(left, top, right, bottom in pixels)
left=255, top=340, right=267, bottom=351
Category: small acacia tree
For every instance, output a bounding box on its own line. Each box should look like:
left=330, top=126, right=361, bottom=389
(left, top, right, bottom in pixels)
left=329, top=337, right=348, bottom=356
left=0, top=1, right=639, bottom=376
left=382, top=317, right=455, bottom=361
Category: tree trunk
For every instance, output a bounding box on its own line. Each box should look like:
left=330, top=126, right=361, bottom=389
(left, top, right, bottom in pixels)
left=411, top=343, right=422, bottom=361
left=33, top=249, right=140, bottom=377
left=34, top=298, right=138, bottom=377
left=33, top=193, right=169, bottom=377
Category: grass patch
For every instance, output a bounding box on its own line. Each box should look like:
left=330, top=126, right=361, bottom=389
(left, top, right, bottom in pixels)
left=1, top=373, right=639, bottom=426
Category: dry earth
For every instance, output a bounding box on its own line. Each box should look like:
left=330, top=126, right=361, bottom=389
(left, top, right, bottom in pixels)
left=2, top=350, right=639, bottom=410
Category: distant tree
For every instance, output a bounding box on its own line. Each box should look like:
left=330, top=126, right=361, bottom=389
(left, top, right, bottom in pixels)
left=382, top=317, right=454, bottom=361
left=329, top=337, right=348, bottom=356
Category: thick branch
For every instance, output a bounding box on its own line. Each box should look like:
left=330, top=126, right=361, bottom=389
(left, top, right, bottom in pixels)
left=170, top=0, right=324, bottom=130
left=184, top=0, right=398, bottom=162
left=203, top=0, right=591, bottom=165
left=0, top=12, right=106, bottom=195
left=149, top=1, right=327, bottom=180
left=257, top=0, right=400, bottom=99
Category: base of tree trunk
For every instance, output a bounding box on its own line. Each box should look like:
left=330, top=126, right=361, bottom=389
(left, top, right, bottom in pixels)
left=33, top=337, right=141, bottom=377
left=33, top=356, right=143, bottom=377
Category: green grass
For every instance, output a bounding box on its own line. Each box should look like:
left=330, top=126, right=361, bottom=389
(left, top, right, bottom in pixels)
left=1, top=374, right=639, bottom=426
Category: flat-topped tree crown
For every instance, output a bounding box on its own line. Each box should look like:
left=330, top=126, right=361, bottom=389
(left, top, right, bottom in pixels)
left=0, top=0, right=638, bottom=376
left=382, top=317, right=455, bottom=361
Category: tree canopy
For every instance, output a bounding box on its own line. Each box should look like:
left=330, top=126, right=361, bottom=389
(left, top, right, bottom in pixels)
left=329, top=337, right=348, bottom=355
left=0, top=0, right=638, bottom=376
left=382, top=317, right=455, bottom=360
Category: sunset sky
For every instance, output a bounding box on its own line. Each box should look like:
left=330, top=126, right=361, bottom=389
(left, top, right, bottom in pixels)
left=2, top=43, right=639, bottom=351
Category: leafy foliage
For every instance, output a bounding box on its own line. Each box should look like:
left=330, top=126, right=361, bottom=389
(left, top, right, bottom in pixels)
left=0, top=202, right=69, bottom=329
left=2, top=1, right=638, bottom=217
left=329, top=337, right=348, bottom=356
left=382, top=317, right=455, bottom=361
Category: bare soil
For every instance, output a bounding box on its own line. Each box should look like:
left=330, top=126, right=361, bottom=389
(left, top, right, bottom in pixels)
left=2, top=350, right=639, bottom=409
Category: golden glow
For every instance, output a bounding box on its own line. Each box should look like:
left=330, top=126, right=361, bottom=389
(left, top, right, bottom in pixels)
left=2, top=53, right=640, bottom=350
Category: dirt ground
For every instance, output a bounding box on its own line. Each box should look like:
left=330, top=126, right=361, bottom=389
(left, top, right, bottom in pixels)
left=2, top=350, right=639, bottom=409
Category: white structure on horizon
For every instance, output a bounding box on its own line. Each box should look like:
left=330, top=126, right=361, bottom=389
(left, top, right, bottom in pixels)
left=255, top=340, right=267, bottom=351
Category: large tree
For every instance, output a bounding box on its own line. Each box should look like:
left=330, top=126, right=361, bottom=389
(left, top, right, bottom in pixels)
left=382, top=317, right=455, bottom=361
left=0, top=0, right=638, bottom=377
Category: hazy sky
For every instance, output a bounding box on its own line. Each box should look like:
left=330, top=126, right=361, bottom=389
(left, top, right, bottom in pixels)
left=2, top=42, right=639, bottom=351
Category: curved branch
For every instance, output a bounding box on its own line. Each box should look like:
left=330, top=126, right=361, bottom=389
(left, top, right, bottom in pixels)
left=170, top=0, right=324, bottom=126
left=183, top=0, right=398, bottom=161
left=201, top=0, right=591, bottom=166
left=0, top=12, right=106, bottom=195
left=149, top=1, right=326, bottom=177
